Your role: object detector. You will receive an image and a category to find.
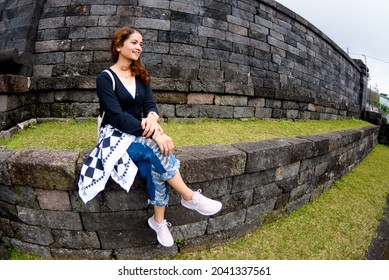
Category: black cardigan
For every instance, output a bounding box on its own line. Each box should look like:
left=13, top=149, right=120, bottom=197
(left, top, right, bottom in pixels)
left=96, top=68, right=159, bottom=136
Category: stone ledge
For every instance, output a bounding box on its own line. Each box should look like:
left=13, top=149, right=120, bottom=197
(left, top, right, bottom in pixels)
left=7, top=148, right=79, bottom=190
left=0, top=125, right=381, bottom=259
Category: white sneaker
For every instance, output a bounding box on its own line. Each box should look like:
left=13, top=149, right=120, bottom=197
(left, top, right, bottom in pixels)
left=148, top=215, right=174, bottom=247
left=181, top=189, right=222, bottom=216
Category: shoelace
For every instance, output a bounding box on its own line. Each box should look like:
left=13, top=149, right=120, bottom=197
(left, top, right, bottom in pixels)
left=157, top=220, right=172, bottom=231
left=192, top=189, right=205, bottom=205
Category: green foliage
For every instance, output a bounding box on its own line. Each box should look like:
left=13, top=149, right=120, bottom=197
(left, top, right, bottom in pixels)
left=368, top=88, right=389, bottom=116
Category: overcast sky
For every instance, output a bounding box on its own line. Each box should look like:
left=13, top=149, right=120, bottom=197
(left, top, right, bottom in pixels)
left=276, top=0, right=389, bottom=94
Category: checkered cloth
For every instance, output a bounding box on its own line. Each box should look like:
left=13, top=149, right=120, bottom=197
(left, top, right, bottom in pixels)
left=78, top=124, right=137, bottom=204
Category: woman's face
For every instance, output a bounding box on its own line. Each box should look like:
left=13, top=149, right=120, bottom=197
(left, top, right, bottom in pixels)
left=117, top=32, right=143, bottom=62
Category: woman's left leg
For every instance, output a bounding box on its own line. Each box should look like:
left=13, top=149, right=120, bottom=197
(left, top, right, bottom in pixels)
left=130, top=137, right=222, bottom=216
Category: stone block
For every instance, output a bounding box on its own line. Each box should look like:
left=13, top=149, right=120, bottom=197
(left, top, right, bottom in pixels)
left=152, top=78, right=190, bottom=92
left=171, top=220, right=208, bottom=241
left=38, top=17, right=65, bottom=29
left=225, top=82, right=254, bottom=96
left=35, top=40, right=71, bottom=53
left=219, top=189, right=253, bottom=214
left=36, top=189, right=71, bottom=211
left=71, top=39, right=111, bottom=51
left=188, top=177, right=233, bottom=198
left=65, top=15, right=99, bottom=27
left=275, top=192, right=289, bottom=209
left=234, top=139, right=292, bottom=172
left=10, top=238, right=52, bottom=259
left=232, top=169, right=275, bottom=193
left=179, top=230, right=230, bottom=253
left=98, top=228, right=156, bottom=249
left=0, top=185, right=39, bottom=209
left=157, top=104, right=175, bottom=118
left=176, top=104, right=200, bottom=118
left=0, top=217, right=13, bottom=238
left=253, top=182, right=282, bottom=204
left=275, top=175, right=298, bottom=193
left=199, top=104, right=234, bottom=118
left=207, top=209, right=246, bottom=234
left=0, top=93, right=36, bottom=113
left=300, top=155, right=321, bottom=172
left=246, top=198, right=276, bottom=222
left=187, top=93, right=214, bottom=105
left=234, top=106, right=254, bottom=118
left=35, top=53, right=65, bottom=66
left=190, top=80, right=225, bottom=93
left=12, top=222, right=54, bottom=245
left=134, top=17, right=170, bottom=30
left=33, top=65, right=53, bottom=77
left=102, top=188, right=149, bottom=211
left=286, top=109, right=299, bottom=119
left=170, top=43, right=203, bottom=58
left=286, top=194, right=310, bottom=213
left=299, top=134, right=330, bottom=156
left=215, top=95, right=247, bottom=106
left=0, top=75, right=30, bottom=93
left=153, top=92, right=187, bottom=104
left=65, top=51, right=93, bottom=63
left=90, top=5, right=116, bottom=15
left=275, top=161, right=300, bottom=181
left=0, top=201, right=20, bottom=221
left=17, top=206, right=83, bottom=230
left=175, top=144, right=246, bottom=183
left=69, top=190, right=103, bottom=213
left=81, top=210, right=148, bottom=231
left=0, top=149, right=14, bottom=186
left=51, top=247, right=112, bottom=260
left=278, top=137, right=315, bottom=162
left=339, top=129, right=362, bottom=146
left=8, top=148, right=79, bottom=190
left=115, top=244, right=178, bottom=260
left=255, top=107, right=272, bottom=118
left=52, top=229, right=100, bottom=249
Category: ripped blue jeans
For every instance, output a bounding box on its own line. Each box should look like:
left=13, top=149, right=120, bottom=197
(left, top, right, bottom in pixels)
left=127, top=137, right=180, bottom=207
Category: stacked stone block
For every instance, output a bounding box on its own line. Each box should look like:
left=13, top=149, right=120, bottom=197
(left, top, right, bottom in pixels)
left=0, top=0, right=368, bottom=131
left=0, top=125, right=379, bottom=259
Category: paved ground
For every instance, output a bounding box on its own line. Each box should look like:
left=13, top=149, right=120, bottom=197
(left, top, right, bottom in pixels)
left=1, top=194, right=388, bottom=260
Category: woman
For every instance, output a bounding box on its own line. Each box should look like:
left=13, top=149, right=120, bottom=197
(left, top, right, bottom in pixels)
left=79, top=27, right=222, bottom=247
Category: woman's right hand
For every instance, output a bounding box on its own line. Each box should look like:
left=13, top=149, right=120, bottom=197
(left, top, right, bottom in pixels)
left=152, top=132, right=174, bottom=156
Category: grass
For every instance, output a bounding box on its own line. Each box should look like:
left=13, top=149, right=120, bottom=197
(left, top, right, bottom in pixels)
left=0, top=118, right=373, bottom=150
left=1, top=117, right=386, bottom=260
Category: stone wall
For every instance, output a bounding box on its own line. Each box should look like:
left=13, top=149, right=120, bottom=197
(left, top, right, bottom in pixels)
left=0, top=125, right=379, bottom=259
left=0, top=0, right=368, bottom=131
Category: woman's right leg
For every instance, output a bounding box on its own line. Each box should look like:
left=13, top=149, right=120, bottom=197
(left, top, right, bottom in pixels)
left=127, top=141, right=173, bottom=247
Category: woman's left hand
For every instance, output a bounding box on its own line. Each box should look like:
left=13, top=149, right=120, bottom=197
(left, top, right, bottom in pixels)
left=141, top=113, right=163, bottom=138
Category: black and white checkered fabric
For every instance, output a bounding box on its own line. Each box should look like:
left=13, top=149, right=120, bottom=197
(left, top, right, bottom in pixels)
left=78, top=124, right=137, bottom=204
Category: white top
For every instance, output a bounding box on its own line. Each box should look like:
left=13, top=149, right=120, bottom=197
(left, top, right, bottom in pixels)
left=126, top=83, right=136, bottom=98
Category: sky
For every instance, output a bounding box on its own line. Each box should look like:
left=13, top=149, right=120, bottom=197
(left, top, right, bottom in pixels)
left=276, top=0, right=389, bottom=94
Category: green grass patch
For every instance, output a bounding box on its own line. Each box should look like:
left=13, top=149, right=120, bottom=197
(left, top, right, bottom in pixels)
left=0, top=118, right=373, bottom=150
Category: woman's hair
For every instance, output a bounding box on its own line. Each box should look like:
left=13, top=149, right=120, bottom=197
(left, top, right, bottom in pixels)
left=111, top=27, right=150, bottom=84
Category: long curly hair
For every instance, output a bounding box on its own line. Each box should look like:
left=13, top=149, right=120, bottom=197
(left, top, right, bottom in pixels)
left=111, top=27, right=150, bottom=85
